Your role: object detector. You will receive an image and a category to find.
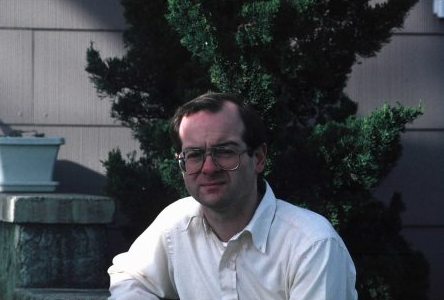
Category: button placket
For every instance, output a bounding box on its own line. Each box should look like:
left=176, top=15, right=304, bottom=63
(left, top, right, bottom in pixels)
left=219, top=240, right=239, bottom=300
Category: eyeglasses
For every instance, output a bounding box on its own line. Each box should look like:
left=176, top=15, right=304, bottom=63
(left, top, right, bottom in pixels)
left=177, top=147, right=248, bottom=175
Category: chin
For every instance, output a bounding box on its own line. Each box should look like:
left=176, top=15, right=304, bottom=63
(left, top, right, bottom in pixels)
left=198, top=193, right=223, bottom=205
left=197, top=194, right=229, bottom=209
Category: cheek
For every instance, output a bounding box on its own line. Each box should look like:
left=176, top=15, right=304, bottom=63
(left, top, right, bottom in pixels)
left=182, top=174, right=192, bottom=184
left=237, top=160, right=257, bottom=182
left=182, top=177, right=194, bottom=196
left=183, top=174, right=197, bottom=189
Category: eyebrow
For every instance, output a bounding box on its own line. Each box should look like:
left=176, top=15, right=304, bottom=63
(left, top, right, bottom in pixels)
left=182, top=141, right=241, bottom=152
left=213, top=141, right=240, bottom=148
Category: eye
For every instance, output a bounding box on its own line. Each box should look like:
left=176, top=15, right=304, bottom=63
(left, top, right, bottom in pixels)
left=213, top=148, right=236, bottom=158
left=184, top=150, right=204, bottom=161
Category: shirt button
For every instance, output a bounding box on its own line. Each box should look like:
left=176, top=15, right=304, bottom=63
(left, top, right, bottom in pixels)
left=229, top=261, right=235, bottom=270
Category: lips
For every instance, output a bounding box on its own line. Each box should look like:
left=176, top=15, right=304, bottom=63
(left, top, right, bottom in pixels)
left=200, top=181, right=224, bottom=187
left=199, top=179, right=227, bottom=189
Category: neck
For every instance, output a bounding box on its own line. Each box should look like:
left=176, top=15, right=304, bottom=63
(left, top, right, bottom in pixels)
left=203, top=191, right=262, bottom=242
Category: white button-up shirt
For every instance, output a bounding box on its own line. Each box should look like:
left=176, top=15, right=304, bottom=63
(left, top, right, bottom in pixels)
left=108, top=183, right=358, bottom=300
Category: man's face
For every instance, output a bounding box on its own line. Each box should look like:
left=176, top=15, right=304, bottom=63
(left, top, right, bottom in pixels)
left=178, top=102, right=266, bottom=213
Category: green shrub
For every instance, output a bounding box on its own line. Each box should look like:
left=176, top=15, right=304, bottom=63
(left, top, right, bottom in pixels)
left=86, top=1, right=429, bottom=298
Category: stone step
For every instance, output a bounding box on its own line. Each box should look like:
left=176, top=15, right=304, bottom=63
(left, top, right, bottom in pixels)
left=14, top=288, right=109, bottom=300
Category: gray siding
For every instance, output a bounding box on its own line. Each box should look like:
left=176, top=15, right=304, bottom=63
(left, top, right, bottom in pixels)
left=347, top=34, right=444, bottom=128
left=345, top=1, right=444, bottom=299
left=0, top=0, right=125, bottom=30
left=0, top=0, right=137, bottom=195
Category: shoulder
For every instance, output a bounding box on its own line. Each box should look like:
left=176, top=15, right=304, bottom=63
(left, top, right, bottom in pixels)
left=150, top=196, right=201, bottom=232
left=273, top=199, right=341, bottom=245
left=261, top=182, right=340, bottom=245
left=160, top=196, right=200, bottom=217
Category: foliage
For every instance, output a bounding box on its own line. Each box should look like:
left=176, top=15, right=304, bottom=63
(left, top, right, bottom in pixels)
left=286, top=104, right=423, bottom=227
left=86, top=0, right=429, bottom=299
left=102, top=149, right=178, bottom=242
left=0, top=121, right=45, bottom=137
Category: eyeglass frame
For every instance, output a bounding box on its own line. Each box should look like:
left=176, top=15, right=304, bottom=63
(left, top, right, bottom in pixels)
left=176, top=146, right=250, bottom=175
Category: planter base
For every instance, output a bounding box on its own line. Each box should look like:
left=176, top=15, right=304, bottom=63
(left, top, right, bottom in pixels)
left=0, top=181, right=58, bottom=192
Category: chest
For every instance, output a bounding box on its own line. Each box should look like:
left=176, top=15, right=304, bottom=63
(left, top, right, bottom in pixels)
left=170, top=230, right=292, bottom=300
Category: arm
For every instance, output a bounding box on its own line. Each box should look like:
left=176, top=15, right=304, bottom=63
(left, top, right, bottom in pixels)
left=108, top=275, right=163, bottom=300
left=289, top=238, right=358, bottom=300
left=108, top=215, right=178, bottom=300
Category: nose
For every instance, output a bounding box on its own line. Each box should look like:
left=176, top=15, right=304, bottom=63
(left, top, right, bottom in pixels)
left=200, top=153, right=220, bottom=174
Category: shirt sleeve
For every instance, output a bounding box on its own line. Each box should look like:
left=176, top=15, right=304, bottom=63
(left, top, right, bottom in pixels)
left=107, top=214, right=179, bottom=300
left=289, top=237, right=358, bottom=300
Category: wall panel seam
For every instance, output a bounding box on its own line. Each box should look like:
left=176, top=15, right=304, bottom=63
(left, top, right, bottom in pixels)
left=5, top=124, right=128, bottom=128
left=31, top=30, right=35, bottom=124
left=403, top=224, right=444, bottom=229
left=0, top=27, right=124, bottom=33
left=406, top=128, right=444, bottom=132
left=394, top=31, right=444, bottom=36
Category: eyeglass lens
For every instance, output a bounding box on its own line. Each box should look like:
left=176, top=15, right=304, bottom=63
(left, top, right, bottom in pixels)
left=179, top=148, right=244, bottom=174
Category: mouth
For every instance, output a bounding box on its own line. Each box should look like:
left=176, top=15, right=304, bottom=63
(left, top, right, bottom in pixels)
left=199, top=179, right=227, bottom=189
left=201, top=181, right=224, bottom=187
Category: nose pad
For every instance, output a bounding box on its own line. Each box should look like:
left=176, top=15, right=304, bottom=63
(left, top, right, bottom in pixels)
left=200, top=153, right=220, bottom=174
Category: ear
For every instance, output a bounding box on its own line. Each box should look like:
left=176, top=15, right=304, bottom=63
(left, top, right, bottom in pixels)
left=254, top=143, right=267, bottom=173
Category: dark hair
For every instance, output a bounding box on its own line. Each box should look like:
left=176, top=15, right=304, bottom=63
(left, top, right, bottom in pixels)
left=170, top=92, right=267, bottom=155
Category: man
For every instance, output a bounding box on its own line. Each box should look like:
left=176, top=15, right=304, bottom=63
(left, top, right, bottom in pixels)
left=108, top=92, right=358, bottom=299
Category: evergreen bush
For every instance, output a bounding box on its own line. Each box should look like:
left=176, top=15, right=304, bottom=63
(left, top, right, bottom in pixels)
left=86, top=0, right=429, bottom=299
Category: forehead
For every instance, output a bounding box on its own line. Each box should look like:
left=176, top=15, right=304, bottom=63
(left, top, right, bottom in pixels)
left=178, top=102, right=245, bottom=148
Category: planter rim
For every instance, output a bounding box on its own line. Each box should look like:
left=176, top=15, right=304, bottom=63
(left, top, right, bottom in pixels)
left=0, top=136, right=65, bottom=145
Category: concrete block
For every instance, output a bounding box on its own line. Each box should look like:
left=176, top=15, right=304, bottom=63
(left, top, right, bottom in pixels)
left=1, top=222, right=112, bottom=298
left=14, top=224, right=109, bottom=288
left=0, top=194, right=115, bottom=299
left=14, top=288, right=109, bottom=300
left=0, top=193, right=115, bottom=224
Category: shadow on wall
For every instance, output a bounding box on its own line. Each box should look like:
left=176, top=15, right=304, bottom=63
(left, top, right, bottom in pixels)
left=0, top=120, right=20, bottom=136
left=54, top=160, right=106, bottom=195
left=69, top=0, right=126, bottom=30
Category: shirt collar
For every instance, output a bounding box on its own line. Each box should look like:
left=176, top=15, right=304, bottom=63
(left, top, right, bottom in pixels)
left=188, top=181, right=277, bottom=253
left=243, top=181, right=276, bottom=254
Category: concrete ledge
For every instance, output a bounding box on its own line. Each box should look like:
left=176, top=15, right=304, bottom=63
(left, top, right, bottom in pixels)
left=0, top=194, right=114, bottom=224
left=14, top=288, right=109, bottom=300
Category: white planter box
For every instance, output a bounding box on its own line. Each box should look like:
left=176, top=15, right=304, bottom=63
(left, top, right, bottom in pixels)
left=434, top=0, right=444, bottom=17
left=0, top=137, right=65, bottom=192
